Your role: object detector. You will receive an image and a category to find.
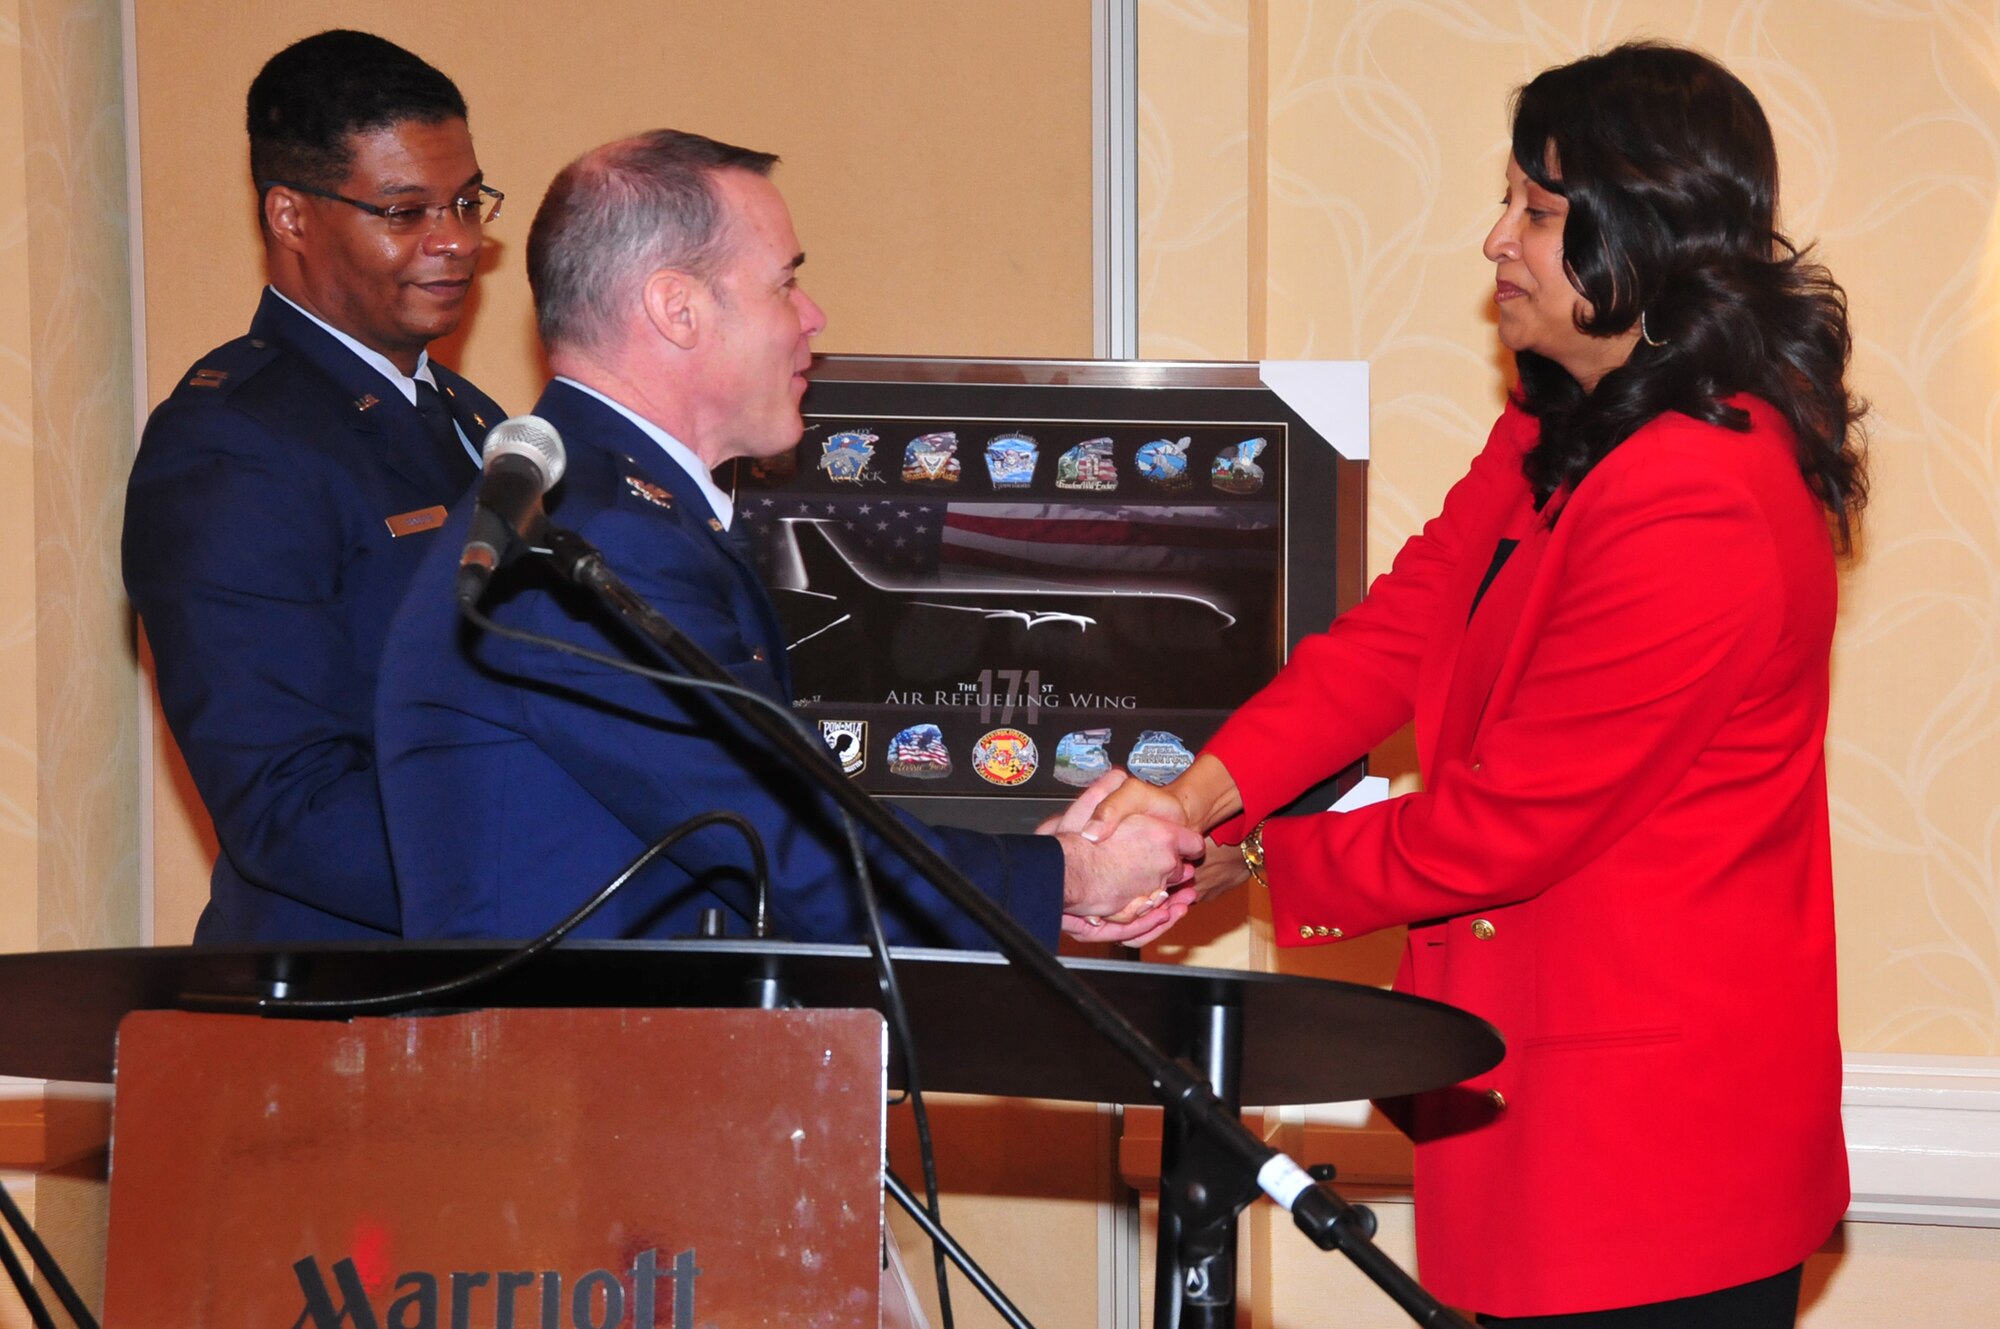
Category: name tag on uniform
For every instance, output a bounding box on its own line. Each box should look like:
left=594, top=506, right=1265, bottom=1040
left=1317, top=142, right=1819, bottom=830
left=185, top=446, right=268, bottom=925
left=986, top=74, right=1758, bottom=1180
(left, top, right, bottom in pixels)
left=384, top=505, right=448, bottom=537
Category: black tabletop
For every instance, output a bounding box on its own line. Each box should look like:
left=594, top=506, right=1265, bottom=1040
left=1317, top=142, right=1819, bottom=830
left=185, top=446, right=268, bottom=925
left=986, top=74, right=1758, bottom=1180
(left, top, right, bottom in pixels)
left=0, top=940, right=1502, bottom=1105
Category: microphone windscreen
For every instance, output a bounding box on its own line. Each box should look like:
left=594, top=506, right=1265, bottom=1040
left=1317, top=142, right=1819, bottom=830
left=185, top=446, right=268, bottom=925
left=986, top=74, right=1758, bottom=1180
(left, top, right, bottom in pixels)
left=480, top=414, right=567, bottom=487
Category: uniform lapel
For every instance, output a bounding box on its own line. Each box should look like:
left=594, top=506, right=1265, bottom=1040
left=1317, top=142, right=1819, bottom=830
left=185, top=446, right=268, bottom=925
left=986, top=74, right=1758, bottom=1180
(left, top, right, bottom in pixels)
left=250, top=291, right=473, bottom=497
left=535, top=383, right=794, bottom=697
left=431, top=368, right=499, bottom=453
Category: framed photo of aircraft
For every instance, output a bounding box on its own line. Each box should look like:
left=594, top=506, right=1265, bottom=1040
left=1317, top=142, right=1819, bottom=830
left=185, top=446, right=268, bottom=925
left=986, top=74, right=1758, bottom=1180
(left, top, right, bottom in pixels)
left=729, top=355, right=1369, bottom=832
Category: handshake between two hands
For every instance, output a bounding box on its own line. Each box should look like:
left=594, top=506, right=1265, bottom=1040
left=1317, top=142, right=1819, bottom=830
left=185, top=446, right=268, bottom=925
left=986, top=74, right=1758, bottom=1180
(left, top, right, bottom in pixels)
left=1039, top=768, right=1250, bottom=948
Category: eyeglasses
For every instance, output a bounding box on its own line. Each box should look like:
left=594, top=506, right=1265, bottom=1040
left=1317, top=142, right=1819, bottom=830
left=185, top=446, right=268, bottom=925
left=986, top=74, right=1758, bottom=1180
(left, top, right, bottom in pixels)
left=259, top=179, right=506, bottom=233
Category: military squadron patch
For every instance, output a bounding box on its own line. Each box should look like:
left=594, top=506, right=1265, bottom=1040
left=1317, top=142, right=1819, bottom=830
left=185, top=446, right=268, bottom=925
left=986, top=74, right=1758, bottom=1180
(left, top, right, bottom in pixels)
left=1056, top=437, right=1118, bottom=491
left=972, top=728, right=1039, bottom=786
left=984, top=433, right=1039, bottom=488
left=1053, top=728, right=1114, bottom=788
left=624, top=476, right=674, bottom=509
left=887, top=723, right=953, bottom=780
left=1136, top=437, right=1193, bottom=491
left=902, top=432, right=961, bottom=484
left=819, top=720, right=868, bottom=777
left=1211, top=437, right=1267, bottom=495
left=1127, top=730, right=1195, bottom=786
left=820, top=429, right=880, bottom=483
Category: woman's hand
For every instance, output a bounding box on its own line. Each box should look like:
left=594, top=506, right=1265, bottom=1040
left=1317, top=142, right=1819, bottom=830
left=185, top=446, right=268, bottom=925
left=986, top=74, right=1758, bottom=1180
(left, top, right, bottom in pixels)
left=1036, top=768, right=1130, bottom=835
left=1189, top=836, right=1250, bottom=903
left=1080, top=753, right=1245, bottom=843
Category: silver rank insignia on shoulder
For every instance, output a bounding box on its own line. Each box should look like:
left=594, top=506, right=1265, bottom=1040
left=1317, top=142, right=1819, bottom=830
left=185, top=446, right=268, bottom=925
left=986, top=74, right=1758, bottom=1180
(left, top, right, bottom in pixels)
left=189, top=368, right=229, bottom=389
left=625, top=476, right=674, bottom=509
left=353, top=393, right=381, bottom=412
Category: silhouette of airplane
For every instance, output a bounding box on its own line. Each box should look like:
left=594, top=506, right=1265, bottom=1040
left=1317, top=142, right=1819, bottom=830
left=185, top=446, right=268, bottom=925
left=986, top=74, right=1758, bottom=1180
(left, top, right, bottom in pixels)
left=764, top=518, right=1249, bottom=700
left=769, top=517, right=1236, bottom=633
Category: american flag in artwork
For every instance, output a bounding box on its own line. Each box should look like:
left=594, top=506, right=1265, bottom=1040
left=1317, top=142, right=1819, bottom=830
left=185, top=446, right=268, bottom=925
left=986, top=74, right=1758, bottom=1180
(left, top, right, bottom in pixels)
left=886, top=724, right=952, bottom=778
left=737, top=496, right=1276, bottom=583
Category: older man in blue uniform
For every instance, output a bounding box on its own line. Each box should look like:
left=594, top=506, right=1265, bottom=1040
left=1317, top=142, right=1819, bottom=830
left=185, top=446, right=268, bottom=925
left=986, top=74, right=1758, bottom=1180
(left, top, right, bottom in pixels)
left=123, top=31, right=505, bottom=941
left=375, top=130, right=1198, bottom=948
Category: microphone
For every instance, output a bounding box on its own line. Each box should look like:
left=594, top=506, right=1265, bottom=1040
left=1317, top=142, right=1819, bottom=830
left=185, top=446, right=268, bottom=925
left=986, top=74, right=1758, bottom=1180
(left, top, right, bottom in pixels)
left=455, top=415, right=567, bottom=606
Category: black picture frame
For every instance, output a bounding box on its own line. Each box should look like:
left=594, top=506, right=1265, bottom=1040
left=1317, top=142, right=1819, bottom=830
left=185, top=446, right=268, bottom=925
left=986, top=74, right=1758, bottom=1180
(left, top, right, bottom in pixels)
left=727, top=354, right=1369, bottom=832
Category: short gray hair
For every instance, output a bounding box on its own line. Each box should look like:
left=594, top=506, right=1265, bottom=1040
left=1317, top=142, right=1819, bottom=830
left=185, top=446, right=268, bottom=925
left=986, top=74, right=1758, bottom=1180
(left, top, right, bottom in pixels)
left=527, top=129, right=779, bottom=352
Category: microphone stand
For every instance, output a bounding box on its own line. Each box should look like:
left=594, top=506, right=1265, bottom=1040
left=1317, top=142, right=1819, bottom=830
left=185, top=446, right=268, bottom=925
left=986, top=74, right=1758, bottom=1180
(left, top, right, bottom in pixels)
left=534, top=525, right=1472, bottom=1329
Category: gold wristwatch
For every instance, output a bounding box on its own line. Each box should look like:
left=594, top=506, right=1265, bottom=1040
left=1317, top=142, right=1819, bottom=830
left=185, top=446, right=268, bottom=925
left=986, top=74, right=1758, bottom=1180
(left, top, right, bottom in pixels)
left=1239, top=818, right=1271, bottom=889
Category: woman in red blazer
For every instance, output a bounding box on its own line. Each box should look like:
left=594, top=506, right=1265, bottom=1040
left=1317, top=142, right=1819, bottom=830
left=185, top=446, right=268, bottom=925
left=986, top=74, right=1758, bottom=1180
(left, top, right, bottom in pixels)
left=1091, top=43, right=1866, bottom=1326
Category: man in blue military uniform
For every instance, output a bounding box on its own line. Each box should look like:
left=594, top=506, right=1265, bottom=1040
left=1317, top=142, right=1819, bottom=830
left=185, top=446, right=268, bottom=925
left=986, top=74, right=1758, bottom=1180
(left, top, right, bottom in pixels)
left=376, top=130, right=1199, bottom=947
left=123, top=31, right=506, bottom=941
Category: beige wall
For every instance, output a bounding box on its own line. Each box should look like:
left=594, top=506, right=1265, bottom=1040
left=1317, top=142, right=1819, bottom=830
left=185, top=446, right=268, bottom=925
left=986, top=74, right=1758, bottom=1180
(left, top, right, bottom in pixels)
left=1139, top=1, right=2000, bottom=1323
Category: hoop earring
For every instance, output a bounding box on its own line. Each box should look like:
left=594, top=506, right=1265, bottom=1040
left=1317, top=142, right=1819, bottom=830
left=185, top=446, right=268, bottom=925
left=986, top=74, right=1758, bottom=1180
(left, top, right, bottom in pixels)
left=1639, top=310, right=1668, bottom=349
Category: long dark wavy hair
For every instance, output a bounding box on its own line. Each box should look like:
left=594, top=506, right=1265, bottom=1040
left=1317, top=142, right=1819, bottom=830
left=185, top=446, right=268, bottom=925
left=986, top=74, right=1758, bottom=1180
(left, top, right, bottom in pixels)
left=1509, top=42, right=1867, bottom=548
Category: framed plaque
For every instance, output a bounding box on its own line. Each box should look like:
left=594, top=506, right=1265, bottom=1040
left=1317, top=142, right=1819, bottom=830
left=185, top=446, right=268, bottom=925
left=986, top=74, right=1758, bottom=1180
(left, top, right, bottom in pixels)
left=731, top=356, right=1369, bottom=831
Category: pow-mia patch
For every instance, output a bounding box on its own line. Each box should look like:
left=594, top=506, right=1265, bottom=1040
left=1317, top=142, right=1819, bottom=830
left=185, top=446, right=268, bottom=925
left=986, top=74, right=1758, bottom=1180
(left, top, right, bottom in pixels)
left=384, top=505, right=448, bottom=538
left=625, top=476, right=674, bottom=509
left=820, top=720, right=868, bottom=776
left=188, top=368, right=229, bottom=389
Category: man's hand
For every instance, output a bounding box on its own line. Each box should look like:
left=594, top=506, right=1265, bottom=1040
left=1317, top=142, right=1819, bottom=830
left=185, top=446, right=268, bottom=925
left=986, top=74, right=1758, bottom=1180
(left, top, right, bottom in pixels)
left=1058, top=811, right=1202, bottom=924
left=1061, top=885, right=1198, bottom=947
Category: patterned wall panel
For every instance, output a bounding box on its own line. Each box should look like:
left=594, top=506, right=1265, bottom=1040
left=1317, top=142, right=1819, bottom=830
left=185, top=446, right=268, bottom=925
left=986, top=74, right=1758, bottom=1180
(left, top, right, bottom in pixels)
left=0, top=0, right=38, bottom=958
left=20, top=0, right=135, bottom=949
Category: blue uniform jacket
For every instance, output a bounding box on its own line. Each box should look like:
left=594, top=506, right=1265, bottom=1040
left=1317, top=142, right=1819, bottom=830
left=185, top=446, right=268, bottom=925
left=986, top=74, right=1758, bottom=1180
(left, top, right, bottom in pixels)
left=124, top=289, right=502, bottom=941
left=376, top=380, right=1064, bottom=947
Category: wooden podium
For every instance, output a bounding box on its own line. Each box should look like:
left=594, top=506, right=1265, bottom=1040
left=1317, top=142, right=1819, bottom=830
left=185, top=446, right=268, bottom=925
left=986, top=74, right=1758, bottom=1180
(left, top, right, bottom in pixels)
left=102, top=1006, right=887, bottom=1327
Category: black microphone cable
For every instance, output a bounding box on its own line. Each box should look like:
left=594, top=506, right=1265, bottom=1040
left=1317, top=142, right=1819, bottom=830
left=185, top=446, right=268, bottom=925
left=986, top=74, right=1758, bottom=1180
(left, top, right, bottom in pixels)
left=236, top=807, right=770, bottom=1018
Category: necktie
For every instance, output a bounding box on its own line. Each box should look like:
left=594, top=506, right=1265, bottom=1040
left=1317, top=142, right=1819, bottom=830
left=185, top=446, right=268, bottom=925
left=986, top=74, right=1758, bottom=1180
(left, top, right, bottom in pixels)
left=725, top=514, right=757, bottom=565
left=413, top=380, right=470, bottom=473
